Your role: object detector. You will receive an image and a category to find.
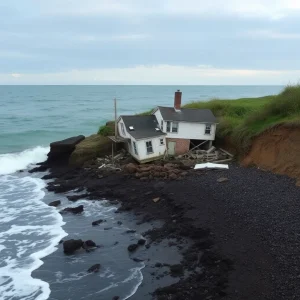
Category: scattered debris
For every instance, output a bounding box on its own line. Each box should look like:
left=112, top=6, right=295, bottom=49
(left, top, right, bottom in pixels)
left=194, top=163, right=229, bottom=170
left=217, top=177, right=229, bottom=183
left=153, top=197, right=160, bottom=203
left=220, top=148, right=234, bottom=157
left=95, top=150, right=129, bottom=171
left=179, top=147, right=234, bottom=164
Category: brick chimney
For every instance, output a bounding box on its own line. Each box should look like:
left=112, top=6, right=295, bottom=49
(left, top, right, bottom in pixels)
left=174, top=90, right=182, bottom=111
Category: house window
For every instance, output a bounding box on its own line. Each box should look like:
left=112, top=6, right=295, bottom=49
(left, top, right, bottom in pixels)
left=121, top=123, right=125, bottom=135
left=166, top=121, right=171, bottom=132
left=160, top=139, right=164, bottom=145
left=172, top=122, right=178, bottom=133
left=161, top=120, right=163, bottom=130
left=205, top=124, right=212, bottom=135
left=146, top=141, right=153, bottom=154
left=132, top=141, right=138, bottom=155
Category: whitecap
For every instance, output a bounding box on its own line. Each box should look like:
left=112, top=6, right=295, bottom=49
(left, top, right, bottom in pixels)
left=0, top=175, right=67, bottom=300
left=0, top=146, right=49, bottom=175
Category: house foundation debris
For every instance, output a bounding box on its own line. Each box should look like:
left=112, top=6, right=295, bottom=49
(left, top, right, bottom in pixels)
left=178, top=147, right=233, bottom=163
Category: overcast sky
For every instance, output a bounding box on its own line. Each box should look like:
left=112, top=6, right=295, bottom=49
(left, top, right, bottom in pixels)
left=1, top=0, right=300, bottom=85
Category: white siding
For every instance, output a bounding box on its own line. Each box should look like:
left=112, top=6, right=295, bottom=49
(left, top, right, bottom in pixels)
left=166, top=122, right=216, bottom=140
left=118, top=119, right=128, bottom=138
left=154, top=109, right=164, bottom=131
left=153, top=108, right=216, bottom=140
left=135, top=136, right=166, bottom=161
left=118, top=116, right=166, bottom=162
left=128, top=137, right=140, bottom=160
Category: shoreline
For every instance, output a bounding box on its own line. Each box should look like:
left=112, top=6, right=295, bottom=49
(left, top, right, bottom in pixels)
left=33, top=161, right=234, bottom=299
left=31, top=156, right=300, bottom=299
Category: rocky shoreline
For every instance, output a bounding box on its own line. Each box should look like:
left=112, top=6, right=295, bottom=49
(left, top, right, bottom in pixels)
left=32, top=136, right=300, bottom=299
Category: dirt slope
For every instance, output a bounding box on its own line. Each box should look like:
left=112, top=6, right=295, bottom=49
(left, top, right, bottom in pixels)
left=242, top=125, right=300, bottom=185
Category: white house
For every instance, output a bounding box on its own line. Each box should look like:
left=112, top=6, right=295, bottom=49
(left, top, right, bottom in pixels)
left=116, top=90, right=217, bottom=163
left=117, top=115, right=167, bottom=163
left=152, top=90, right=217, bottom=155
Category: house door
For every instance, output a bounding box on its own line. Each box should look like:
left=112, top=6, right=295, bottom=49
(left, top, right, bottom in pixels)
left=168, top=141, right=176, bottom=156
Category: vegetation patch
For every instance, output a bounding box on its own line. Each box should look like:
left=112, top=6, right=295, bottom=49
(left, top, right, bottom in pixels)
left=183, top=85, right=300, bottom=153
left=97, top=125, right=113, bottom=137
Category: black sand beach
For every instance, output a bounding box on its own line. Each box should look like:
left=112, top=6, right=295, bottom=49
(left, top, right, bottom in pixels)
left=31, top=156, right=300, bottom=300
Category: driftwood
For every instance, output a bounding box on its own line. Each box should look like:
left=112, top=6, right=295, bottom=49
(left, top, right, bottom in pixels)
left=178, top=145, right=234, bottom=165
left=220, top=148, right=234, bottom=157
left=206, top=146, right=216, bottom=154
left=210, top=158, right=233, bottom=164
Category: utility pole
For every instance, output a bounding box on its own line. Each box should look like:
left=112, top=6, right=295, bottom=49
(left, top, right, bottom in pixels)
left=114, top=98, right=117, bottom=139
left=112, top=98, right=117, bottom=163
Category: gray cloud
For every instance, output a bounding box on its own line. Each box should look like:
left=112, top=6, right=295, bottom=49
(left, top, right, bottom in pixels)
left=1, top=0, right=300, bottom=83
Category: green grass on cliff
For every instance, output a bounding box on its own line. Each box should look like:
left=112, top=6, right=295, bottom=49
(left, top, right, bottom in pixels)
left=184, top=85, right=300, bottom=153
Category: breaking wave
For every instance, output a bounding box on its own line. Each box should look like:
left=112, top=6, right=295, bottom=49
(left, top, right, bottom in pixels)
left=0, top=146, right=49, bottom=175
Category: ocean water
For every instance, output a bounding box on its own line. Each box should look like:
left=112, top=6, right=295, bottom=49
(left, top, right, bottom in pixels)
left=0, top=85, right=284, bottom=300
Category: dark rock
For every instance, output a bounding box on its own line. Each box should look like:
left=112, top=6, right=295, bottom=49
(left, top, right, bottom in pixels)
left=104, top=227, right=112, bottom=230
left=125, top=230, right=136, bottom=234
left=42, top=174, right=53, bottom=180
left=170, top=264, right=184, bottom=276
left=87, top=264, right=101, bottom=273
left=75, top=187, right=84, bottom=193
left=132, top=257, right=144, bottom=262
left=117, top=221, right=123, bottom=225
left=112, top=297, right=120, bottom=300
left=48, top=200, right=61, bottom=207
left=61, top=205, right=84, bottom=214
left=84, top=240, right=97, bottom=248
left=67, top=194, right=88, bottom=202
left=128, top=244, right=139, bottom=252
left=18, top=170, right=24, bottom=173
left=124, top=163, right=138, bottom=174
left=92, top=219, right=104, bottom=226
left=63, top=239, right=83, bottom=254
left=47, top=135, right=85, bottom=166
left=169, top=173, right=178, bottom=180
left=138, top=239, right=146, bottom=246
left=59, top=239, right=64, bottom=244
left=29, top=165, right=49, bottom=173
left=155, top=262, right=163, bottom=268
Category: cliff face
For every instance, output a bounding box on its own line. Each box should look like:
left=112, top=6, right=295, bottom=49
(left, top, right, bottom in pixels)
left=47, top=135, right=85, bottom=165
left=242, top=125, right=300, bottom=185
left=69, top=134, right=112, bottom=166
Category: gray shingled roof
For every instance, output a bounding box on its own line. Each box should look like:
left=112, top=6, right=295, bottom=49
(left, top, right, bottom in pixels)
left=157, top=106, right=217, bottom=123
left=120, top=115, right=166, bottom=140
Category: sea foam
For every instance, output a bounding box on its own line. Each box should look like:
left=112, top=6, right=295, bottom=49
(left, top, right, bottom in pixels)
left=0, top=173, right=67, bottom=300
left=0, top=146, right=49, bottom=175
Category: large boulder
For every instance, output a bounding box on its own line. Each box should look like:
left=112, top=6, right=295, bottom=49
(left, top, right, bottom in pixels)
left=47, top=135, right=85, bottom=166
left=48, top=200, right=61, bottom=207
left=60, top=205, right=84, bottom=215
left=63, top=239, right=83, bottom=254
left=69, top=134, right=112, bottom=166
left=124, top=163, right=138, bottom=174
